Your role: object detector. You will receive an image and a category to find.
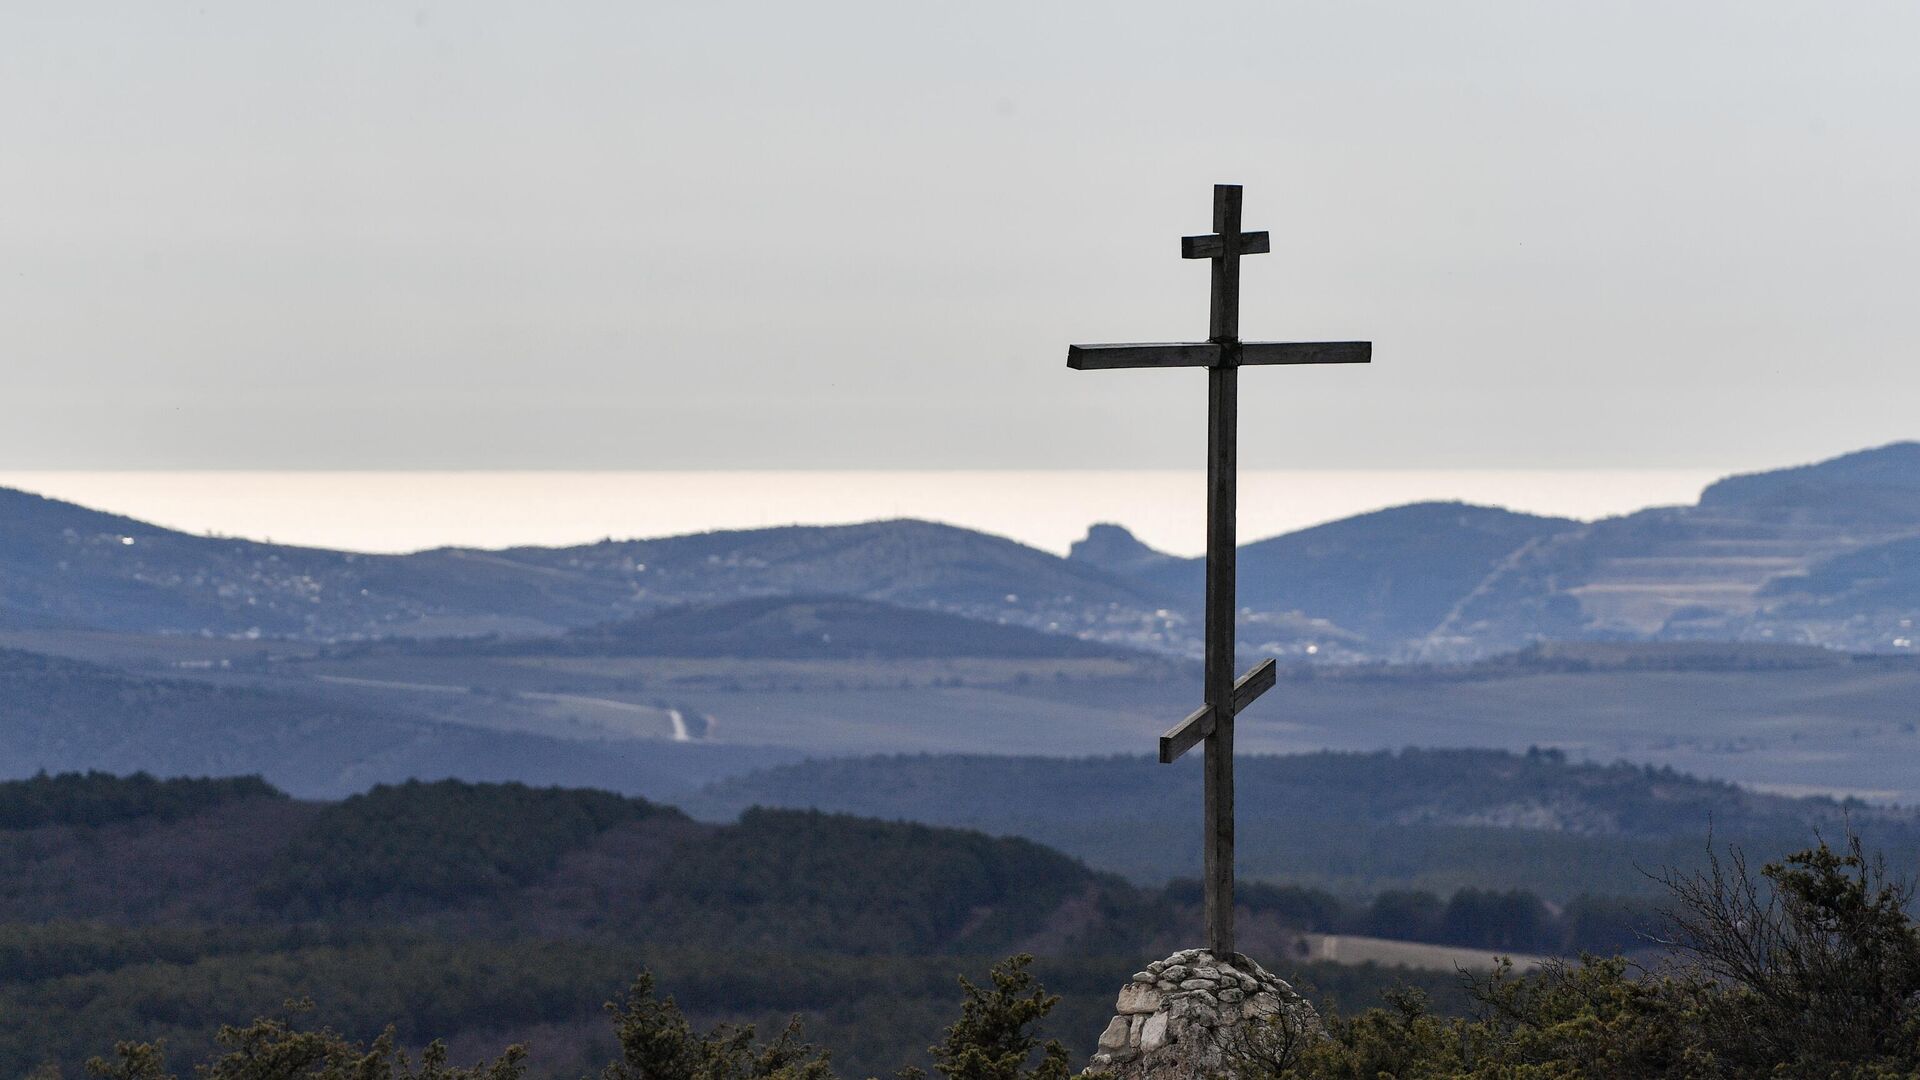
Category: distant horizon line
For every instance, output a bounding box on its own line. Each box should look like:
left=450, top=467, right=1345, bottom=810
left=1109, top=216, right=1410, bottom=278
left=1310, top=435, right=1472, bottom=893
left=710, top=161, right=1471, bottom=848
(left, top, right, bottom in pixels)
left=0, top=464, right=1742, bottom=474
left=0, top=467, right=1732, bottom=559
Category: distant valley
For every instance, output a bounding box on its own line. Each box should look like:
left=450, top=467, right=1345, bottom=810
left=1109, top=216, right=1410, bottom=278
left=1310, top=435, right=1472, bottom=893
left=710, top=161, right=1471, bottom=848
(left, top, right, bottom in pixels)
left=5, top=446, right=1920, bottom=1071
left=2, top=444, right=1918, bottom=827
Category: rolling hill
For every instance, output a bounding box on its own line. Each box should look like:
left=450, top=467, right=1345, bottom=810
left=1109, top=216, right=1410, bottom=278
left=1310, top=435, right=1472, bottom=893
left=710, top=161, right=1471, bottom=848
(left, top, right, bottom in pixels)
left=1072, top=442, right=1920, bottom=659
left=3, top=771, right=1578, bottom=1076
left=685, top=745, right=1920, bottom=897
left=1757, top=535, right=1920, bottom=647
left=497, top=595, right=1145, bottom=660
left=1699, top=441, right=1920, bottom=523
left=0, top=485, right=1167, bottom=645
left=1078, top=503, right=1580, bottom=649
left=4, top=441, right=1918, bottom=661
left=0, top=774, right=1115, bottom=957
left=0, top=773, right=1169, bottom=1076
left=0, top=486, right=645, bottom=639
left=1423, top=443, right=1920, bottom=657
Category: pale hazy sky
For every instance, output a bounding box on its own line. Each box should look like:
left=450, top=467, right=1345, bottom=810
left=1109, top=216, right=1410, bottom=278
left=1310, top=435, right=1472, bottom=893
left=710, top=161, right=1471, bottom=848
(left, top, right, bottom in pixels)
left=5, top=2, right=1916, bottom=471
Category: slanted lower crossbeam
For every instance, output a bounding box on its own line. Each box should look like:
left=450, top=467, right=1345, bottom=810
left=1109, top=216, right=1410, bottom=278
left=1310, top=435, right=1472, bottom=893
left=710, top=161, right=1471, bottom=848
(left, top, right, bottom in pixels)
left=1159, top=658, right=1278, bottom=764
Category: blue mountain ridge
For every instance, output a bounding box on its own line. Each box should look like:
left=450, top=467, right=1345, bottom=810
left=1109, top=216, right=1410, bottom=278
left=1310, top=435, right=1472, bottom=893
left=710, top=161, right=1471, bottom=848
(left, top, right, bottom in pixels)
left=3, top=441, right=1917, bottom=658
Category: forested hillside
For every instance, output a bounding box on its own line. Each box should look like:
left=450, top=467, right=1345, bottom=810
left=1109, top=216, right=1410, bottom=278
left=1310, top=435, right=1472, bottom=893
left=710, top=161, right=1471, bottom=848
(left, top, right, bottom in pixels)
left=0, top=774, right=1127, bottom=955
left=0, top=768, right=1885, bottom=1073
left=689, top=747, right=1920, bottom=898
left=0, top=772, right=1592, bottom=1076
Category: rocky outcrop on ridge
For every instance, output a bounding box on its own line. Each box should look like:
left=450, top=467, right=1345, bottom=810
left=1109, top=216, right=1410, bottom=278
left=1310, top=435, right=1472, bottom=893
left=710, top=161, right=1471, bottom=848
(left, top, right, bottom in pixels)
left=1085, top=949, right=1319, bottom=1078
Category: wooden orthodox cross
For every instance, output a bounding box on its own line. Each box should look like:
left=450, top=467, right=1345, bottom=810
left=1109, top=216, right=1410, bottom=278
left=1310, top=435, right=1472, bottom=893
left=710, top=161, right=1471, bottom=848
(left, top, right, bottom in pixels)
left=1067, top=184, right=1370, bottom=956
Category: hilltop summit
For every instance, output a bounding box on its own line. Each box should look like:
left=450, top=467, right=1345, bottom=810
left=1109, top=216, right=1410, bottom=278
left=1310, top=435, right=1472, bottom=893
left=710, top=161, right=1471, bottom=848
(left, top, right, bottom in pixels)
left=1699, top=441, right=1920, bottom=523
left=1068, top=523, right=1180, bottom=577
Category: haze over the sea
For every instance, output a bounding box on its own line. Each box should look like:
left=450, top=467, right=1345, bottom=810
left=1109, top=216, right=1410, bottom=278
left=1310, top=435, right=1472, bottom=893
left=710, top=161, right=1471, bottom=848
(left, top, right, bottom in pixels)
left=0, top=470, right=1725, bottom=558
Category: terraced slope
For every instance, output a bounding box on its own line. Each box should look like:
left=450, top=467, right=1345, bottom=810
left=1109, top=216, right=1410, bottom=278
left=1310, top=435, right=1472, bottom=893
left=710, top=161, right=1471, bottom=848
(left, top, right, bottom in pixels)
left=1424, top=444, right=1920, bottom=657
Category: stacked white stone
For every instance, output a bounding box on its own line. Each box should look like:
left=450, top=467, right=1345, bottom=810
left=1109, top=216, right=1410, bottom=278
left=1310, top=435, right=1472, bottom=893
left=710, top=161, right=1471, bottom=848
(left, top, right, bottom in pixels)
left=1086, top=949, right=1318, bottom=1077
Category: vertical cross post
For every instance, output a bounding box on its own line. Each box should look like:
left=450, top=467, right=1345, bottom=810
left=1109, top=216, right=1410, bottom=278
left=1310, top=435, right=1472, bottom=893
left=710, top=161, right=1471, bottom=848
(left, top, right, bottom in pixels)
left=1066, top=184, right=1370, bottom=961
left=1203, top=185, right=1242, bottom=956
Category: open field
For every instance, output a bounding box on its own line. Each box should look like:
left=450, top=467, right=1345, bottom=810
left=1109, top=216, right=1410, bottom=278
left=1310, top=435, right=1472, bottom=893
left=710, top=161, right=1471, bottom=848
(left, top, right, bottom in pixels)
left=7, top=629, right=1919, bottom=803
left=1298, top=933, right=1550, bottom=973
left=8, top=630, right=1918, bottom=899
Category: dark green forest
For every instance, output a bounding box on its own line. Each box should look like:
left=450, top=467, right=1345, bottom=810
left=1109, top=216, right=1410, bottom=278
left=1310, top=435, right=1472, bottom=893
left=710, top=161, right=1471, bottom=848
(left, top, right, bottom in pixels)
left=1244, top=838, right=1920, bottom=1078
left=47, top=842, right=1920, bottom=1079
left=0, top=769, right=281, bottom=829
left=689, top=747, right=1920, bottom=898
left=0, top=772, right=1534, bottom=1076
left=0, top=760, right=1909, bottom=1075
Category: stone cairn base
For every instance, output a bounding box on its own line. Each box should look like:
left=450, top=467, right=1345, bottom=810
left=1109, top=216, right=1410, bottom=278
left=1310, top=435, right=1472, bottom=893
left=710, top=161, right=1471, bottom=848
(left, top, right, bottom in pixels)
left=1084, top=949, right=1318, bottom=1078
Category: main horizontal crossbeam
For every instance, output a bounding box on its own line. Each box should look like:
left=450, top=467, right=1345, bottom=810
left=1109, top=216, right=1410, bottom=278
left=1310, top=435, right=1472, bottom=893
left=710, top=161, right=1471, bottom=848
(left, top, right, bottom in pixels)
left=1158, top=658, right=1279, bottom=764
left=1067, top=343, right=1221, bottom=369
left=1066, top=341, right=1372, bottom=370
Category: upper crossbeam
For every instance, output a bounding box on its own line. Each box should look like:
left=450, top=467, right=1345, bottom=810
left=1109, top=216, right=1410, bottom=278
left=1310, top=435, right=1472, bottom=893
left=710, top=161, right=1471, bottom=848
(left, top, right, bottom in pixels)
left=1066, top=341, right=1372, bottom=370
